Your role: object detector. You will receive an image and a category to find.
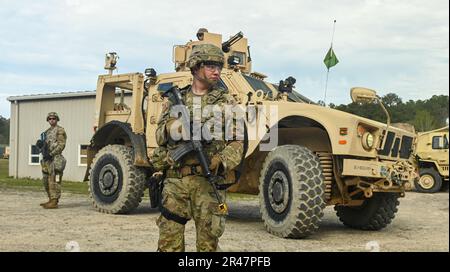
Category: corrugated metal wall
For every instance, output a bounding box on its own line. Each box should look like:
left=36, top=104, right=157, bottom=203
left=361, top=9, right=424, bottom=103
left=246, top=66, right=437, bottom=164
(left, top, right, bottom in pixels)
left=9, top=94, right=133, bottom=182
left=9, top=102, right=18, bottom=178
left=10, top=96, right=95, bottom=181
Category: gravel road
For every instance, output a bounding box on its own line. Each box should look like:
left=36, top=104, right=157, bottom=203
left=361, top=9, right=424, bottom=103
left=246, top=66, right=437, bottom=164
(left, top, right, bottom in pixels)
left=0, top=188, right=448, bottom=252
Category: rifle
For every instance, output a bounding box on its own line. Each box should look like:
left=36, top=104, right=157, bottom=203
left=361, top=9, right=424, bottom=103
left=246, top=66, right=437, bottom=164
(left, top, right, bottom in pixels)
left=36, top=132, right=52, bottom=162
left=162, top=86, right=228, bottom=213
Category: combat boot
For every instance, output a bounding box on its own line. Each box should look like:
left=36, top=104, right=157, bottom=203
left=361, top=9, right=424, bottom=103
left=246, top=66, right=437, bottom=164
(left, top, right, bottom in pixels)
left=40, top=198, right=50, bottom=206
left=43, top=199, right=58, bottom=209
left=40, top=191, right=51, bottom=206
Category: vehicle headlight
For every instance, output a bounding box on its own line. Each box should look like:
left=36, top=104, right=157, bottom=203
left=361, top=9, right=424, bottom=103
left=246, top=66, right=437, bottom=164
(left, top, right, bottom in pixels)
left=362, top=132, right=375, bottom=150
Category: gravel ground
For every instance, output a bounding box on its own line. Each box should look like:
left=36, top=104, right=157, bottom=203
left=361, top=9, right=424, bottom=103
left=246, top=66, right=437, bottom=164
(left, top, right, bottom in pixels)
left=0, top=188, right=448, bottom=252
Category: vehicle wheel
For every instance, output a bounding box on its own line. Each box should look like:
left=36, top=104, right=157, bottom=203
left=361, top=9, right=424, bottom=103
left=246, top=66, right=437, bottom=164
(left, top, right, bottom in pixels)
left=259, top=145, right=326, bottom=238
left=335, top=193, right=399, bottom=230
left=89, top=145, right=146, bottom=214
left=414, top=168, right=443, bottom=193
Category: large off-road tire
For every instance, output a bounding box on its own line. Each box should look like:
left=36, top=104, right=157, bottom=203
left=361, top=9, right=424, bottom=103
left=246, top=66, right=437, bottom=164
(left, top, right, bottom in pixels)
left=259, top=145, right=326, bottom=238
left=89, top=145, right=146, bottom=214
left=414, top=168, right=443, bottom=193
left=335, top=193, right=400, bottom=230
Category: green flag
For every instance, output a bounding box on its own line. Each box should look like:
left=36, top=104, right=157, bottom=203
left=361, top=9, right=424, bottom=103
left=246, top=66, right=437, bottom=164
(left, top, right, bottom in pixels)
left=323, top=47, right=339, bottom=69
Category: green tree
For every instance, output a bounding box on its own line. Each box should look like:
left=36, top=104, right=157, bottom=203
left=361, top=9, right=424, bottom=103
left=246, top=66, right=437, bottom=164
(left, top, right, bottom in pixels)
left=0, top=116, right=10, bottom=144
left=382, top=93, right=402, bottom=107
left=412, top=110, right=436, bottom=132
left=423, top=95, right=449, bottom=127
left=333, top=94, right=448, bottom=131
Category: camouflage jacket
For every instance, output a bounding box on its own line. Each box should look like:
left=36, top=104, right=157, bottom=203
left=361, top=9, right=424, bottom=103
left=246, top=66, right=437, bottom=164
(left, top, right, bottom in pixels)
left=45, top=125, right=67, bottom=157
left=153, top=85, right=244, bottom=175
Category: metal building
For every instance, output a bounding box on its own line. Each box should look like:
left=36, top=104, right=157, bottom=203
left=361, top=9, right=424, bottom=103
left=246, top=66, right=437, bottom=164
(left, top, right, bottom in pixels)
left=8, top=91, right=102, bottom=181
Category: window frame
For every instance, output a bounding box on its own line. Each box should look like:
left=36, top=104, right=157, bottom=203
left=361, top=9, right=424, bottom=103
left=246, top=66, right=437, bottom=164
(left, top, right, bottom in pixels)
left=78, top=144, right=89, bottom=166
left=29, top=145, right=40, bottom=166
left=432, top=136, right=445, bottom=150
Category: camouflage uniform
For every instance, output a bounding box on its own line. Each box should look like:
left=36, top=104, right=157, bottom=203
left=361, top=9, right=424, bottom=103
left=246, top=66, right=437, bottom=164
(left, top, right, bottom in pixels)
left=155, top=85, right=244, bottom=252
left=41, top=121, right=67, bottom=202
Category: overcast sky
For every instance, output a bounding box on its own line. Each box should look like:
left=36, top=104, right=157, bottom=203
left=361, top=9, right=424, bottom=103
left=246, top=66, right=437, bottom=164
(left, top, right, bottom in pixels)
left=0, top=0, right=448, bottom=118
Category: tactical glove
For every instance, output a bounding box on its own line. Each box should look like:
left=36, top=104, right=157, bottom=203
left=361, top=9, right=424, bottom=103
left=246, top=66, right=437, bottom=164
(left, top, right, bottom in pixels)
left=43, top=153, right=53, bottom=161
left=36, top=140, right=44, bottom=149
left=209, top=155, right=222, bottom=172
left=165, top=118, right=183, bottom=139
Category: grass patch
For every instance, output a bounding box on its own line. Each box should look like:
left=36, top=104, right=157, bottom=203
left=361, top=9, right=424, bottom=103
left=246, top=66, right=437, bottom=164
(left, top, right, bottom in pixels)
left=0, top=159, right=89, bottom=195
left=0, top=159, right=258, bottom=200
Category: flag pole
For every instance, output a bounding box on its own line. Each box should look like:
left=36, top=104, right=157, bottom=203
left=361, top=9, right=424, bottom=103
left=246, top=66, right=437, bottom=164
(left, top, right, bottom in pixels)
left=324, top=20, right=337, bottom=105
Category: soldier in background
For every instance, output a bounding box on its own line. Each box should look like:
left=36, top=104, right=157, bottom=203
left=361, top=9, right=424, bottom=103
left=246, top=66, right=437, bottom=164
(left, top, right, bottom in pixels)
left=196, top=28, right=208, bottom=41
left=36, top=112, right=67, bottom=209
left=154, top=44, right=244, bottom=252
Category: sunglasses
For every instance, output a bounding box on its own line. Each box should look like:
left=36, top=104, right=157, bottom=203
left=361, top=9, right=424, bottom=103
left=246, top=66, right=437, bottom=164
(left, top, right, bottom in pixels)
left=48, top=118, right=57, bottom=120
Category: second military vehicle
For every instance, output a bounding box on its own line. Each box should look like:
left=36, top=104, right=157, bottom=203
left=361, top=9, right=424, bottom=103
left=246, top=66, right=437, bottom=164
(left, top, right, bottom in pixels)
left=414, top=126, right=449, bottom=193
left=84, top=30, right=417, bottom=238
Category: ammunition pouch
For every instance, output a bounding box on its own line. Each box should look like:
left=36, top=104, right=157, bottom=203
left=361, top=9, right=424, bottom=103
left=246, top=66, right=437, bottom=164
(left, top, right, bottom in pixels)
left=165, top=166, right=232, bottom=190
left=166, top=165, right=203, bottom=179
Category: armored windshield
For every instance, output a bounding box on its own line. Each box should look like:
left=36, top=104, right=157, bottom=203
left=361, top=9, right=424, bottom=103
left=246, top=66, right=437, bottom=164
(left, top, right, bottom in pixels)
left=241, top=74, right=315, bottom=104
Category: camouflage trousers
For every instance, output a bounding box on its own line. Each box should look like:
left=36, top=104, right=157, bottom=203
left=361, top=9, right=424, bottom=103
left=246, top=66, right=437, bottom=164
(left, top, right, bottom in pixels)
left=41, top=160, right=62, bottom=200
left=157, top=175, right=227, bottom=252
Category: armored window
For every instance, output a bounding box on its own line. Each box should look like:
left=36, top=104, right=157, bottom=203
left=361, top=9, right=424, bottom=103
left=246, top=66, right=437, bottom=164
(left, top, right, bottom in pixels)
left=432, top=136, right=445, bottom=149
left=29, top=145, right=40, bottom=165
left=78, top=144, right=89, bottom=166
left=232, top=52, right=246, bottom=65
left=243, top=74, right=273, bottom=95
left=157, top=82, right=174, bottom=92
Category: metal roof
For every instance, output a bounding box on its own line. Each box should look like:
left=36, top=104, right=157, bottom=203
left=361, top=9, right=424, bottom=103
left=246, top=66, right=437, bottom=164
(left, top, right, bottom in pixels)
left=7, top=91, right=96, bottom=102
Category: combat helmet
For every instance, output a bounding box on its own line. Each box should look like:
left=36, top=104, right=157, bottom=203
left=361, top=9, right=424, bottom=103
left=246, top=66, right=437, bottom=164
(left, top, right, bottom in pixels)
left=187, top=44, right=224, bottom=69
left=196, top=28, right=208, bottom=40
left=47, top=112, right=60, bottom=121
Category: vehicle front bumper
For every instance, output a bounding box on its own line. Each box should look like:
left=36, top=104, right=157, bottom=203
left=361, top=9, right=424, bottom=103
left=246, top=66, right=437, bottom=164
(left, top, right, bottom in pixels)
left=342, top=158, right=417, bottom=190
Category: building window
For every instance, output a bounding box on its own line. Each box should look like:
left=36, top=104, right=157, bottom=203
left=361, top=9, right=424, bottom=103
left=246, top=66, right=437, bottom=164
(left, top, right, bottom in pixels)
left=29, top=145, right=40, bottom=165
left=78, top=144, right=89, bottom=166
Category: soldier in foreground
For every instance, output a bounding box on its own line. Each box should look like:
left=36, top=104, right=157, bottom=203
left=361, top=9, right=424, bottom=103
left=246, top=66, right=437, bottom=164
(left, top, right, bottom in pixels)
left=155, top=44, right=244, bottom=252
left=36, top=112, right=67, bottom=209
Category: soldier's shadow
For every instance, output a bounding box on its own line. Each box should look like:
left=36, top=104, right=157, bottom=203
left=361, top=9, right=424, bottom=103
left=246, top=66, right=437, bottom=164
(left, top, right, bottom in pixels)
left=129, top=205, right=160, bottom=215
left=58, top=201, right=91, bottom=209
left=226, top=202, right=262, bottom=222
left=128, top=202, right=262, bottom=222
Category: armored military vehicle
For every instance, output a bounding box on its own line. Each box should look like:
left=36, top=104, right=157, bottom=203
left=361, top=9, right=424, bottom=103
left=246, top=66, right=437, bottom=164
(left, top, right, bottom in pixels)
left=414, top=126, right=449, bottom=193
left=85, top=30, right=417, bottom=238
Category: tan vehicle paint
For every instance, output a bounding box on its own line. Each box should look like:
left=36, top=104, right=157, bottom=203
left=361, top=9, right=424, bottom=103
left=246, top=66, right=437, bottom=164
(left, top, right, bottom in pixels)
left=414, top=126, right=449, bottom=193
left=85, top=30, right=419, bottom=238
